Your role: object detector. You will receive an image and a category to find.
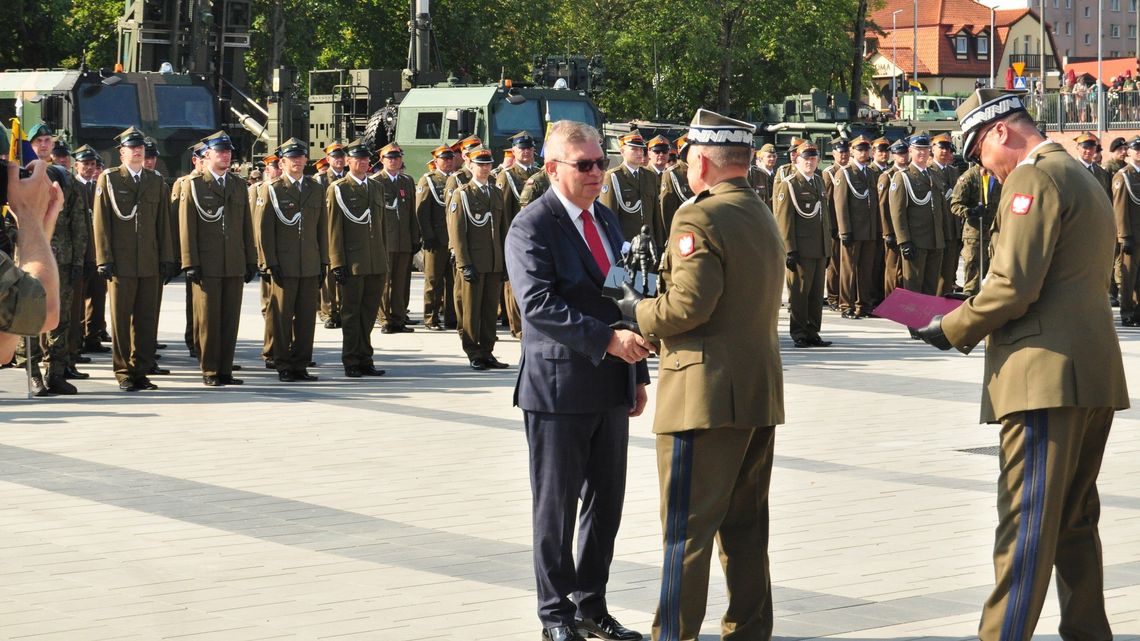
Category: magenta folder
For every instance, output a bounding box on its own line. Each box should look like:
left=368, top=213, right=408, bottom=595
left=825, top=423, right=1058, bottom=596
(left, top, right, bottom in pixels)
left=874, top=288, right=965, bottom=329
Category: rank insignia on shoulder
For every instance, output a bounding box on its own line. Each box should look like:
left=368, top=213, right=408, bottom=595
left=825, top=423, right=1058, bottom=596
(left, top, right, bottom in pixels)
left=601, top=184, right=609, bottom=194
left=677, top=232, right=695, bottom=257
left=890, top=182, right=898, bottom=191
left=1010, top=193, right=1034, bottom=215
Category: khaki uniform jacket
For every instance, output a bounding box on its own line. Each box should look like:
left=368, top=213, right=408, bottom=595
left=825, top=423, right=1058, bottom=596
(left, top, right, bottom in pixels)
left=635, top=176, right=785, bottom=433
left=747, top=165, right=775, bottom=210
left=774, top=162, right=795, bottom=183
left=1103, top=158, right=1125, bottom=175
left=93, top=166, right=174, bottom=278
left=1112, top=163, right=1140, bottom=241
left=822, top=163, right=843, bottom=239
left=170, top=171, right=198, bottom=267
left=773, top=171, right=831, bottom=259
left=943, top=142, right=1129, bottom=422
left=255, top=175, right=328, bottom=278
left=415, top=169, right=450, bottom=248
left=932, top=162, right=963, bottom=240
left=950, top=165, right=1000, bottom=240
left=518, top=169, right=550, bottom=208
left=376, top=171, right=419, bottom=253
left=877, top=164, right=900, bottom=239
left=600, top=163, right=663, bottom=244
left=496, top=163, right=540, bottom=221
left=179, top=171, right=255, bottom=278
left=833, top=162, right=879, bottom=241
left=327, top=174, right=389, bottom=275
left=447, top=179, right=504, bottom=274
left=660, top=162, right=694, bottom=236
left=1082, top=161, right=1112, bottom=200
left=444, top=167, right=472, bottom=201
left=315, top=170, right=346, bottom=188
left=889, top=165, right=945, bottom=250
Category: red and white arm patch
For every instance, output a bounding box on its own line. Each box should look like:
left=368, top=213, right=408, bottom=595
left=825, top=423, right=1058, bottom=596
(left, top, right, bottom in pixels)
left=676, top=232, right=695, bottom=257
left=1010, top=193, right=1034, bottom=216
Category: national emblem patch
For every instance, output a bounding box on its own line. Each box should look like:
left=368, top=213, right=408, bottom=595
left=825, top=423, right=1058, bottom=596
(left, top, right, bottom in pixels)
left=601, top=184, right=609, bottom=194
left=677, top=232, right=695, bottom=257
left=1010, top=193, right=1034, bottom=216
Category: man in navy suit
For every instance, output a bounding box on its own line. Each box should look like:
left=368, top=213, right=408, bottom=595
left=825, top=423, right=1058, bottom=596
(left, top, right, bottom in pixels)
left=506, top=121, right=652, bottom=641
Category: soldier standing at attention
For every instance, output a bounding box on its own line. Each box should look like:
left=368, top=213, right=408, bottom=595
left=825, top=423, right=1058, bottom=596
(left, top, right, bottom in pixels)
left=518, top=166, right=550, bottom=208
left=646, top=135, right=672, bottom=181
left=601, top=133, right=664, bottom=247
left=868, top=137, right=893, bottom=305
left=448, top=147, right=508, bottom=371
left=774, top=140, right=832, bottom=348
left=73, top=145, right=109, bottom=356
left=930, top=133, right=962, bottom=294
left=374, top=142, right=420, bottom=333
left=142, top=137, right=174, bottom=371
left=821, top=137, right=849, bottom=312
left=773, top=137, right=805, bottom=182
left=917, top=87, right=1129, bottom=641
left=878, top=139, right=909, bottom=299
left=256, top=138, right=327, bottom=382
left=444, top=136, right=481, bottom=199
left=251, top=154, right=280, bottom=366
left=170, top=143, right=204, bottom=358
left=660, top=135, right=694, bottom=236
left=328, top=139, right=388, bottom=377
left=1074, top=133, right=1112, bottom=200
left=1112, top=136, right=1140, bottom=325
left=497, top=132, right=540, bottom=338
left=93, top=127, right=177, bottom=391
left=747, top=143, right=777, bottom=209
left=416, top=145, right=458, bottom=331
left=833, top=135, right=878, bottom=319
left=890, top=134, right=945, bottom=303
left=316, top=142, right=347, bottom=329
left=951, top=163, right=1000, bottom=296
left=179, top=131, right=256, bottom=387
left=623, top=108, right=785, bottom=641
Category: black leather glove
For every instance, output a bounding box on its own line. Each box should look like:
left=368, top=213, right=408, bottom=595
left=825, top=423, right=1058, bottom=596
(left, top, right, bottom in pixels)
left=268, top=265, right=283, bottom=281
left=785, top=251, right=799, bottom=271
left=916, top=314, right=952, bottom=351
left=1123, top=236, right=1135, bottom=255
left=160, top=262, right=179, bottom=284
left=460, top=265, right=477, bottom=283
left=899, top=241, right=917, bottom=261
left=840, top=233, right=853, bottom=248
left=616, top=281, right=645, bottom=322
left=69, top=264, right=83, bottom=281
left=422, top=238, right=440, bottom=252
left=884, top=234, right=898, bottom=249
left=185, top=266, right=202, bottom=284
left=967, top=204, right=985, bottom=223
left=97, top=263, right=115, bottom=281
left=331, top=266, right=347, bottom=284
left=244, top=263, right=258, bottom=283
left=412, top=241, right=422, bottom=254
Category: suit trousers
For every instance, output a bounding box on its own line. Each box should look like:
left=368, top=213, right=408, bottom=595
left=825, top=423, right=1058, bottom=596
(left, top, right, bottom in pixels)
left=320, top=274, right=341, bottom=321
left=839, top=241, right=876, bottom=315
left=267, top=276, right=318, bottom=372
left=978, top=407, right=1114, bottom=641
left=83, top=267, right=107, bottom=342
left=961, top=233, right=993, bottom=296
left=786, top=257, right=825, bottom=342
left=192, top=276, right=243, bottom=377
left=1120, top=249, right=1140, bottom=320
left=654, top=426, right=775, bottom=641
left=381, top=251, right=413, bottom=328
left=883, top=243, right=901, bottom=299
left=340, top=274, right=384, bottom=368
left=939, top=239, right=963, bottom=294
left=107, top=276, right=160, bottom=382
left=457, top=271, right=500, bottom=360
left=524, top=406, right=630, bottom=628
left=900, top=248, right=943, bottom=295
left=421, top=247, right=455, bottom=326
left=825, top=238, right=841, bottom=305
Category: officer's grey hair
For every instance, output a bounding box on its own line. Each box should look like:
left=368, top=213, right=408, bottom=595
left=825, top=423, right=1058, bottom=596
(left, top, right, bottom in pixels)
left=698, top=145, right=751, bottom=169
left=545, top=121, right=602, bottom=160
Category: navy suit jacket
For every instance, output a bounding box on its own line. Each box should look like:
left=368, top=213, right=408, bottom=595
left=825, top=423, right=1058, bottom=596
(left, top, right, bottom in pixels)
left=505, top=187, right=650, bottom=414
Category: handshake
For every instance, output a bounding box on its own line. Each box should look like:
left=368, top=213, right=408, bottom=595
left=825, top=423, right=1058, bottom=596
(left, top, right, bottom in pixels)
left=606, top=281, right=654, bottom=364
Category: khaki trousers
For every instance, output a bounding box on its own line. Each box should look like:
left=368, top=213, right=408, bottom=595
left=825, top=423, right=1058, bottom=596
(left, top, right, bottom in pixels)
left=192, top=276, right=243, bottom=377
left=107, top=276, right=160, bottom=382
left=422, top=247, right=455, bottom=326
left=839, top=240, right=876, bottom=315
left=786, top=257, right=825, bottom=342
left=341, top=274, right=384, bottom=367
left=381, top=251, right=413, bottom=328
left=939, top=238, right=963, bottom=294
left=900, top=248, right=943, bottom=295
left=456, top=270, right=500, bottom=360
left=267, top=276, right=318, bottom=372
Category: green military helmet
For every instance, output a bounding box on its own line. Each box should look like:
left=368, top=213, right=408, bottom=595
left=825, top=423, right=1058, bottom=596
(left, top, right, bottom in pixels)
left=72, top=144, right=98, bottom=162
left=276, top=137, right=308, bottom=158
left=117, top=127, right=147, bottom=148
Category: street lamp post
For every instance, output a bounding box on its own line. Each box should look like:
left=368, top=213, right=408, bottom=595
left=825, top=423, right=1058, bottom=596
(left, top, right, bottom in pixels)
left=893, top=9, right=903, bottom=111
left=913, top=0, right=919, bottom=90
left=1099, top=0, right=1105, bottom=135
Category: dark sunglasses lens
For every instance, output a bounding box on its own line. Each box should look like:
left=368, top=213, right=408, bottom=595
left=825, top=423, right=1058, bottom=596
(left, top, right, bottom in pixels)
left=575, top=157, right=609, bottom=172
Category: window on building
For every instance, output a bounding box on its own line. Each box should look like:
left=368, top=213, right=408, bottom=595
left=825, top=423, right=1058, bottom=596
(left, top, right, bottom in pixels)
left=956, top=35, right=968, bottom=57
left=1131, top=0, right=1137, bottom=11
left=1112, top=24, right=1121, bottom=38
left=1066, top=0, right=1072, bottom=8
left=1066, top=22, right=1071, bottom=35
left=1053, top=0, right=1058, bottom=7
left=1084, top=5, right=1092, bottom=16
left=1111, top=0, right=1120, bottom=11
left=977, top=34, right=989, bottom=58
left=1085, top=33, right=1092, bottom=44
left=1131, top=24, right=1137, bottom=38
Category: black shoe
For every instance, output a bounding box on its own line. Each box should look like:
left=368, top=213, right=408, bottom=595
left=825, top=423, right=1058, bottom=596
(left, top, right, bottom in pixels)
left=469, top=358, right=488, bottom=371
left=909, top=328, right=923, bottom=340
left=232, top=364, right=242, bottom=371
left=30, top=376, right=51, bottom=397
left=324, top=318, right=338, bottom=329
left=265, top=359, right=276, bottom=369
left=841, top=309, right=860, bottom=319
left=485, top=355, right=510, bottom=369
left=203, top=375, right=223, bottom=387
left=74, top=355, right=92, bottom=364
left=134, top=376, right=158, bottom=390
left=444, top=321, right=458, bottom=330
left=278, top=370, right=296, bottom=382
left=345, top=366, right=362, bottom=378
left=1123, top=317, right=1138, bottom=327
left=189, top=349, right=199, bottom=359
left=424, top=323, right=445, bottom=331
left=398, top=325, right=414, bottom=333
left=65, top=365, right=90, bottom=380
left=576, top=614, right=642, bottom=641
left=809, top=337, right=833, bottom=347
left=827, top=301, right=840, bottom=312
left=218, top=375, right=243, bottom=385
left=1110, top=296, right=1120, bottom=308
left=83, top=340, right=110, bottom=353
left=118, top=379, right=139, bottom=392
left=98, top=330, right=111, bottom=342
left=361, top=365, right=386, bottom=376
left=156, top=343, right=168, bottom=349
left=154, top=353, right=162, bottom=360
left=46, top=375, right=77, bottom=395
left=293, top=369, right=318, bottom=381
left=542, top=625, right=587, bottom=641
left=308, top=361, right=317, bottom=367
left=380, top=325, right=396, bottom=334
left=149, top=365, right=171, bottom=375
left=793, top=337, right=811, bottom=348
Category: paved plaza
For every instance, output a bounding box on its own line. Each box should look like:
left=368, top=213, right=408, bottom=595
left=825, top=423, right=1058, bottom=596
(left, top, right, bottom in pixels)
left=1, top=276, right=1138, bottom=641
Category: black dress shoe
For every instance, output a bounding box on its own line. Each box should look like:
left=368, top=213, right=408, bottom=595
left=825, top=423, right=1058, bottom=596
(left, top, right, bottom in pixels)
left=83, top=341, right=111, bottom=353
left=156, top=343, right=168, bottom=349
left=98, top=330, right=112, bottom=342
left=218, top=375, right=243, bottom=385
left=74, top=355, right=92, bottom=364
left=308, top=361, right=317, bottom=367
left=793, top=337, right=811, bottom=348
left=149, top=365, right=171, bottom=375
left=65, top=365, right=90, bottom=380
left=542, top=625, right=586, bottom=641
left=361, top=365, right=386, bottom=376
left=1123, top=317, right=1138, bottom=327
left=576, top=614, right=642, bottom=641
left=118, top=379, right=139, bottom=392
left=134, top=376, right=158, bottom=390
left=278, top=370, right=296, bottom=382
left=810, top=337, right=833, bottom=347
left=232, top=364, right=242, bottom=371
left=344, top=366, right=362, bottom=378
left=444, top=321, right=458, bottom=330
left=203, top=375, right=223, bottom=387
left=265, top=359, right=276, bottom=369
left=293, top=369, right=318, bottom=381
left=485, top=355, right=510, bottom=369
left=189, top=349, right=200, bottom=359
left=47, top=375, right=77, bottom=395
left=324, top=318, right=338, bottom=329
left=398, top=325, right=414, bottom=333
left=841, top=309, right=860, bottom=319
left=469, top=358, right=488, bottom=371
left=424, top=323, right=445, bottom=331
left=380, top=325, right=396, bottom=334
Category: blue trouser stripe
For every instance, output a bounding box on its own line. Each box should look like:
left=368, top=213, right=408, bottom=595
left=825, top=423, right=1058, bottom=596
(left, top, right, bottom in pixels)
left=1001, top=409, right=1048, bottom=641
left=658, top=433, right=693, bottom=641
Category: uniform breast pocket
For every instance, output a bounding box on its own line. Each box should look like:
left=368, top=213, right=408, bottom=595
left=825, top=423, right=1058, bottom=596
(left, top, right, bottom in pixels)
left=663, top=340, right=703, bottom=371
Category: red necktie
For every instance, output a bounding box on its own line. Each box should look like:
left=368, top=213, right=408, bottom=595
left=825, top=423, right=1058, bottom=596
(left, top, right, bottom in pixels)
left=580, top=210, right=611, bottom=274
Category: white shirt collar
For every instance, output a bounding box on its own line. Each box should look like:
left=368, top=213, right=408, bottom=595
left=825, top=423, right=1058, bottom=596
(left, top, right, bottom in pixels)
left=550, top=183, right=596, bottom=221
left=760, top=167, right=773, bottom=176
left=516, top=164, right=530, bottom=172
left=210, top=170, right=227, bottom=183
left=470, top=177, right=488, bottom=190
left=127, top=167, right=144, bottom=180
left=350, top=172, right=367, bottom=185
left=851, top=160, right=867, bottom=171
left=288, top=174, right=304, bottom=186
left=623, top=162, right=639, bottom=176
left=385, top=171, right=400, bottom=182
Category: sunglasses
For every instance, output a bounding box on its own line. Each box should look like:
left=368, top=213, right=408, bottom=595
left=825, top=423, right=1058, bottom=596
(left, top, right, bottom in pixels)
left=551, top=157, right=610, bottom=172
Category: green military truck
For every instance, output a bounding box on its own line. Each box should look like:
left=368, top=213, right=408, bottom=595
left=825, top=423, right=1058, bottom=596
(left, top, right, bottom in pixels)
left=0, top=69, right=219, bottom=176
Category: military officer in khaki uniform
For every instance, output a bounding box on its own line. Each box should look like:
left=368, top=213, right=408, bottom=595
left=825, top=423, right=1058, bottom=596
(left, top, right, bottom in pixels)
left=170, top=143, right=205, bottom=357
left=890, top=134, right=945, bottom=301
left=141, top=137, right=174, bottom=373
left=951, top=163, right=1000, bottom=296
left=416, top=144, right=458, bottom=331
left=497, top=131, right=541, bottom=338
left=601, top=133, right=664, bottom=247
left=373, top=142, right=420, bottom=333
left=328, top=139, right=388, bottom=377
left=625, top=109, right=785, bottom=641
left=316, top=142, right=348, bottom=329
left=178, top=132, right=256, bottom=387
left=878, top=139, right=909, bottom=298
left=518, top=166, right=550, bottom=208
left=251, top=153, right=280, bottom=365
left=821, top=137, right=849, bottom=310
left=1112, top=136, right=1140, bottom=325
left=773, top=136, right=805, bottom=182
left=918, top=88, right=1130, bottom=641
left=774, top=141, right=832, bottom=347
left=833, top=135, right=878, bottom=318
left=73, top=145, right=109, bottom=356
left=659, top=135, right=694, bottom=237
left=444, top=136, right=481, bottom=199
left=1103, top=137, right=1128, bottom=306
left=93, top=127, right=177, bottom=391
left=646, top=135, right=672, bottom=179
left=930, top=134, right=962, bottom=294
left=1074, top=133, right=1112, bottom=198
left=868, top=137, right=893, bottom=305
left=448, top=147, right=508, bottom=370
left=747, top=143, right=777, bottom=209
left=255, top=138, right=327, bottom=382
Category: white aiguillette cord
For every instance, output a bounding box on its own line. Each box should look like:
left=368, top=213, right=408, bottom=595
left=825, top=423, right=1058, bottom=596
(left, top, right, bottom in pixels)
left=334, top=182, right=371, bottom=224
